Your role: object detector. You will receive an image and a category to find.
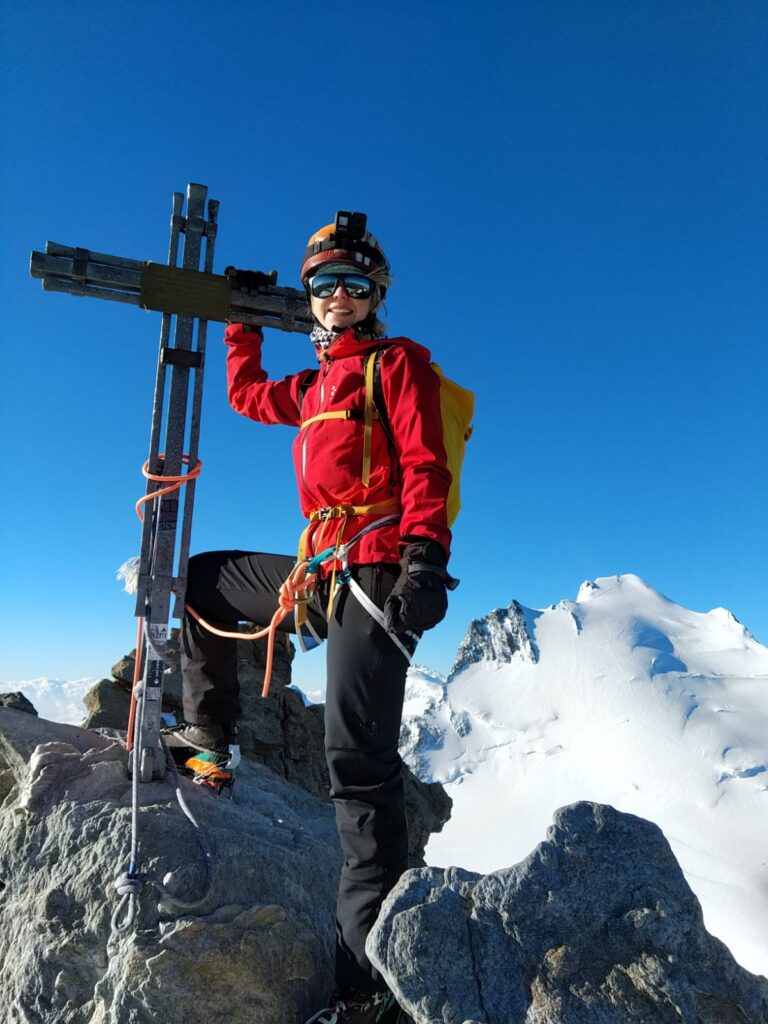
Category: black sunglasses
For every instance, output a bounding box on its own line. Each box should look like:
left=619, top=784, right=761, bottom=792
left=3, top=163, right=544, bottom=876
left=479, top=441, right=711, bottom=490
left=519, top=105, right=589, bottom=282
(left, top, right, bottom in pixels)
left=309, top=273, right=374, bottom=300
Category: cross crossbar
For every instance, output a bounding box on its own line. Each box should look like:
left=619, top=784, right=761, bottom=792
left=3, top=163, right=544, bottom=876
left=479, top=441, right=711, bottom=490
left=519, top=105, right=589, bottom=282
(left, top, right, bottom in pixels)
left=30, top=243, right=313, bottom=333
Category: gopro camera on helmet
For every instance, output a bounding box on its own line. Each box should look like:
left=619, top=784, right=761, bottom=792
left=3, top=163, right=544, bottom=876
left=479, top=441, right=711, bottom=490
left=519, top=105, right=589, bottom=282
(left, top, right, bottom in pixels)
left=334, top=211, right=367, bottom=243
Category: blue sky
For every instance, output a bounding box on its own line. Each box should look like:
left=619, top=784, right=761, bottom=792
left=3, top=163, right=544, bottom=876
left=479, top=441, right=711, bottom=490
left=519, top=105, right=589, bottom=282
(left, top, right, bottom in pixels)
left=1, top=1, right=766, bottom=692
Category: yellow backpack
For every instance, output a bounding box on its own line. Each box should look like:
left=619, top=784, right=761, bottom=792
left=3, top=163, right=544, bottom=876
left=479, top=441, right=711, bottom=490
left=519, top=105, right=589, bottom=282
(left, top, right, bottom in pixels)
left=364, top=348, right=474, bottom=526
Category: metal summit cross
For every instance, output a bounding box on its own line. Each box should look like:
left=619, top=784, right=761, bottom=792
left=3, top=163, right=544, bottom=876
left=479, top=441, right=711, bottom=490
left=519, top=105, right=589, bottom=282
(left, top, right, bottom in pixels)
left=30, top=183, right=312, bottom=784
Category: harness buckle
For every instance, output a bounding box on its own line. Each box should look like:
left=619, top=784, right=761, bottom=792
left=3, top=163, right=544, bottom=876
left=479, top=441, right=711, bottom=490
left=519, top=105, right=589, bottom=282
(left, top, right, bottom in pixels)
left=315, top=505, right=349, bottom=522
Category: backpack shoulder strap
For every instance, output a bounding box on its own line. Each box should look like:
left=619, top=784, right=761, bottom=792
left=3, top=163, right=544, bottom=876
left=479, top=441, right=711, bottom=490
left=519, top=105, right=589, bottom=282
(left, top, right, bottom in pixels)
left=361, top=346, right=395, bottom=486
left=298, top=369, right=319, bottom=416
left=368, top=347, right=395, bottom=449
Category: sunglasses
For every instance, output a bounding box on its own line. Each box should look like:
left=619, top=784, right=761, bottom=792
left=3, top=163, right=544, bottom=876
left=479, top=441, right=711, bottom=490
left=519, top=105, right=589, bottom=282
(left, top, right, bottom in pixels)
left=309, top=273, right=374, bottom=300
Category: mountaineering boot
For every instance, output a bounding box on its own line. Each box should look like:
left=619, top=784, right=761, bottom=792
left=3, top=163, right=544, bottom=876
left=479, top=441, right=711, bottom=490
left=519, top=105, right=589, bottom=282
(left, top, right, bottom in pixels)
left=162, top=721, right=240, bottom=794
left=303, top=990, right=410, bottom=1024
left=162, top=721, right=235, bottom=756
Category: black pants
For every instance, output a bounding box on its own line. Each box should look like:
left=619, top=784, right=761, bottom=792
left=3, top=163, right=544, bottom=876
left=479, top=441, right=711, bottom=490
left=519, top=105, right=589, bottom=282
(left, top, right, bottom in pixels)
left=181, top=550, right=411, bottom=994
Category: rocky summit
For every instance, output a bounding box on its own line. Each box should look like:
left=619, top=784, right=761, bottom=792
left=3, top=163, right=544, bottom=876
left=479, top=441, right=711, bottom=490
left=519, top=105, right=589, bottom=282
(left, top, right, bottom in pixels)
left=0, top=706, right=341, bottom=1024
left=368, top=801, right=768, bottom=1024
left=0, top=630, right=451, bottom=1024
left=3, top=593, right=768, bottom=1024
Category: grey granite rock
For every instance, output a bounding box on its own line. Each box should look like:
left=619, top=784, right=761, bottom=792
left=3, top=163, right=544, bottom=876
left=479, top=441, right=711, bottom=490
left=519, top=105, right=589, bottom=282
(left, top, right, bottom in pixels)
left=368, top=801, right=768, bottom=1024
left=0, top=707, right=340, bottom=1024
left=81, top=678, right=132, bottom=730
left=0, top=692, right=38, bottom=715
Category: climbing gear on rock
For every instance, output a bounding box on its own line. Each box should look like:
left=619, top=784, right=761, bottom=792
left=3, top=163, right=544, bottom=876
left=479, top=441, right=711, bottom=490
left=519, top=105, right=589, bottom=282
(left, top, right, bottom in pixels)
left=303, top=990, right=408, bottom=1024
left=111, top=734, right=216, bottom=934
left=162, top=722, right=240, bottom=795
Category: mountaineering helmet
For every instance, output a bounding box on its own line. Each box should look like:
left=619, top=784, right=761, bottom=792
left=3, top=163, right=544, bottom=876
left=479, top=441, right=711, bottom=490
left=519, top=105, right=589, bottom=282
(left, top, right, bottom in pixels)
left=301, top=211, right=391, bottom=299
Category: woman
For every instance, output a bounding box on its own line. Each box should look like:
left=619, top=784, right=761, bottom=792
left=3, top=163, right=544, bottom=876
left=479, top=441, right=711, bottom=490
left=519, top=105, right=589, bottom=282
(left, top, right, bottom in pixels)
left=165, top=212, right=455, bottom=1024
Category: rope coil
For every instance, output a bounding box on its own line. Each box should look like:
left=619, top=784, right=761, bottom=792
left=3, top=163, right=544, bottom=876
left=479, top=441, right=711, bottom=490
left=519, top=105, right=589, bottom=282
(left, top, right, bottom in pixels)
left=135, top=455, right=202, bottom=522
left=185, top=558, right=319, bottom=698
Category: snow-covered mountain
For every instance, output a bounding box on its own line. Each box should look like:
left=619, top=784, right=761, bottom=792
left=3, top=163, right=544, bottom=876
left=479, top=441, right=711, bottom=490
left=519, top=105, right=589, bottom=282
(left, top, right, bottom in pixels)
left=6, top=574, right=767, bottom=977
left=401, top=574, right=768, bottom=978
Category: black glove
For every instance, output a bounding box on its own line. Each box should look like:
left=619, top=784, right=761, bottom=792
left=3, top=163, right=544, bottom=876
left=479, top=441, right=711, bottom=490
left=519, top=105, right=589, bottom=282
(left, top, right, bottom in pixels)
left=224, top=266, right=278, bottom=292
left=383, top=540, right=458, bottom=635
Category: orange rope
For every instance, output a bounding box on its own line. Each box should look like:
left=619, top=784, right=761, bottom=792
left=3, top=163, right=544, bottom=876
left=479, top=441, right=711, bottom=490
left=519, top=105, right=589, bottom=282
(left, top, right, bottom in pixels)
left=128, top=453, right=199, bottom=745
left=132, top=450, right=312, bottom=702
left=185, top=560, right=319, bottom=698
left=135, top=455, right=202, bottom=522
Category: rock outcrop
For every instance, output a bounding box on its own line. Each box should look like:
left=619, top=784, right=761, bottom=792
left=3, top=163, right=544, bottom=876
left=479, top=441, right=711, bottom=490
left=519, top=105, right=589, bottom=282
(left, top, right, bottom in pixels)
left=368, top=801, right=768, bottom=1024
left=449, top=600, right=539, bottom=679
left=82, top=629, right=189, bottom=729
left=0, top=707, right=340, bottom=1024
left=0, top=692, right=38, bottom=715
left=0, top=630, right=452, bottom=1023
left=81, top=631, right=452, bottom=867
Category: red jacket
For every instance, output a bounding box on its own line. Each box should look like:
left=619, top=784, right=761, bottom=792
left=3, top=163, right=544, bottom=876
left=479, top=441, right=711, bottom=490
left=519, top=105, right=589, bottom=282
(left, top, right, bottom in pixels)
left=225, top=323, right=452, bottom=566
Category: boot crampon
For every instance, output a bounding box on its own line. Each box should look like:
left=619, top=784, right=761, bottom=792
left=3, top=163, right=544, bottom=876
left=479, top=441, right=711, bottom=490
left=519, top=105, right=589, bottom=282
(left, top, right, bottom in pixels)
left=162, top=722, right=240, bottom=796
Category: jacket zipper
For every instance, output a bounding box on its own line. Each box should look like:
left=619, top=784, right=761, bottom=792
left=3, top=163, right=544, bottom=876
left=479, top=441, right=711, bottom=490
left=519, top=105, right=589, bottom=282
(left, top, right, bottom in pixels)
left=300, top=362, right=330, bottom=494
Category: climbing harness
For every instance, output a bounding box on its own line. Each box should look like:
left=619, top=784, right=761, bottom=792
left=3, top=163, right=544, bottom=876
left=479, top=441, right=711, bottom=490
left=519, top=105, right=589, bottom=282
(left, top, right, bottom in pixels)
left=185, top=510, right=411, bottom=698
left=303, top=511, right=417, bottom=662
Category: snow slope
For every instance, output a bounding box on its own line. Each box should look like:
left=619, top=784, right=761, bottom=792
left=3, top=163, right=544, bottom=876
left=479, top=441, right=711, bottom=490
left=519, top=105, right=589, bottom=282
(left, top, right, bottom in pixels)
left=401, top=574, right=768, bottom=978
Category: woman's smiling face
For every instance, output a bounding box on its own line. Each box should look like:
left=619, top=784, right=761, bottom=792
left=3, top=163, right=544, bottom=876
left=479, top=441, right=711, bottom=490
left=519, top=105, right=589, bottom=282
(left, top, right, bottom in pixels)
left=310, top=277, right=373, bottom=332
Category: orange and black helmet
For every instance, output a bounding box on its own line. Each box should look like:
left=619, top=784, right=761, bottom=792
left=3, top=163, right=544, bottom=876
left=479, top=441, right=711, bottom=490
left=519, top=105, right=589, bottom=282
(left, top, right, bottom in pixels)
left=301, top=211, right=391, bottom=297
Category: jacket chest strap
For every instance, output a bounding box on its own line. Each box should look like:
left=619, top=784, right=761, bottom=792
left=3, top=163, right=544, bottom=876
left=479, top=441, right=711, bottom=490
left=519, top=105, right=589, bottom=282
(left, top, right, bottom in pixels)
left=299, top=409, right=365, bottom=430
left=299, top=391, right=381, bottom=486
